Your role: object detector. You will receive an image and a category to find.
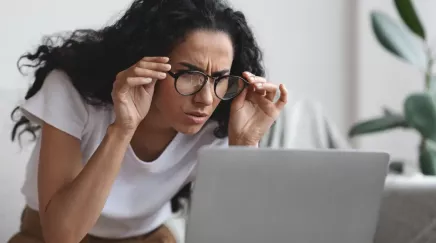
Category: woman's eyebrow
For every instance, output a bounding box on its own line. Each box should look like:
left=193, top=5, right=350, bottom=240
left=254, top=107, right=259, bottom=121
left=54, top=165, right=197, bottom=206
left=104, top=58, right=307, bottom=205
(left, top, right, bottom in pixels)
left=179, top=62, right=230, bottom=76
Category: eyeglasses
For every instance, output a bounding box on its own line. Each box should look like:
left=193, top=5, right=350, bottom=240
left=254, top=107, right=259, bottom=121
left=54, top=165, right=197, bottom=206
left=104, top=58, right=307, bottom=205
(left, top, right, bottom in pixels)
left=167, top=70, right=249, bottom=100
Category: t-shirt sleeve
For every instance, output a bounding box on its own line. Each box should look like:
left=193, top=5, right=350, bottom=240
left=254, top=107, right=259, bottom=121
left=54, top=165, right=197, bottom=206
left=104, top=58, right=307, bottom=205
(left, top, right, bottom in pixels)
left=20, top=70, right=88, bottom=139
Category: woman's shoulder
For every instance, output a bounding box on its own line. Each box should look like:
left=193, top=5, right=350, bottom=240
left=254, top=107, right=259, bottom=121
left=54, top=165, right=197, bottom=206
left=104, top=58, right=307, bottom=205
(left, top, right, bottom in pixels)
left=42, top=69, right=79, bottom=94
left=43, top=69, right=113, bottom=114
left=20, top=69, right=113, bottom=140
left=34, top=69, right=87, bottom=106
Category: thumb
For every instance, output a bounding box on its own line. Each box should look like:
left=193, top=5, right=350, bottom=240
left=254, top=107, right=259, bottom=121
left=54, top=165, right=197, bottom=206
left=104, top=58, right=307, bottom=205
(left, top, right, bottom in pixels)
left=142, top=78, right=158, bottom=91
left=231, top=86, right=248, bottom=111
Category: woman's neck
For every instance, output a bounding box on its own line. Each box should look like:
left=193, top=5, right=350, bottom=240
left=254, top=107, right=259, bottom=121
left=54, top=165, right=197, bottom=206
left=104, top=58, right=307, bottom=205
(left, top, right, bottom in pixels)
left=130, top=105, right=178, bottom=162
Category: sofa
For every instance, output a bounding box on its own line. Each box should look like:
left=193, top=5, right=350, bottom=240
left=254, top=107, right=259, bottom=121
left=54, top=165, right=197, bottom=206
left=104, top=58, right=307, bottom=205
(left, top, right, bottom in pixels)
left=374, top=175, right=436, bottom=243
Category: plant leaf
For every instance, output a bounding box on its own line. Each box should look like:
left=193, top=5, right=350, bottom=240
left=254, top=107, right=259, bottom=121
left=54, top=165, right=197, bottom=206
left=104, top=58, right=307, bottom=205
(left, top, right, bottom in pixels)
left=371, top=11, right=426, bottom=68
left=430, top=75, right=436, bottom=94
left=394, top=0, right=426, bottom=39
left=348, top=114, right=409, bottom=137
left=382, top=107, right=399, bottom=116
left=420, top=140, right=436, bottom=175
left=404, top=93, right=436, bottom=140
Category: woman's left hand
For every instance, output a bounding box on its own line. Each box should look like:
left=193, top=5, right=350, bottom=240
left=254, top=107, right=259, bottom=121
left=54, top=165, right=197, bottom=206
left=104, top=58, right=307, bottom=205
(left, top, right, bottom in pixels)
left=228, top=71, right=288, bottom=146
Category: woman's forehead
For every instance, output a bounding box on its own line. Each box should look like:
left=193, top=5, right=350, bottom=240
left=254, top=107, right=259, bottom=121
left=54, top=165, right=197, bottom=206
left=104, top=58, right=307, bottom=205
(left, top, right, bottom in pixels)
left=170, top=30, right=234, bottom=71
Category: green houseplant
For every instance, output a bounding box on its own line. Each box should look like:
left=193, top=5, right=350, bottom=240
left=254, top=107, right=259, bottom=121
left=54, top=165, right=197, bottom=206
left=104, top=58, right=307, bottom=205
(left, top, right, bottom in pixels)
left=348, top=0, right=436, bottom=175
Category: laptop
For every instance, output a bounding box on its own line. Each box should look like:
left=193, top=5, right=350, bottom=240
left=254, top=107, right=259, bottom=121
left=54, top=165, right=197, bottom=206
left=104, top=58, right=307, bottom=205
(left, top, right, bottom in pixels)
left=185, top=147, right=389, bottom=243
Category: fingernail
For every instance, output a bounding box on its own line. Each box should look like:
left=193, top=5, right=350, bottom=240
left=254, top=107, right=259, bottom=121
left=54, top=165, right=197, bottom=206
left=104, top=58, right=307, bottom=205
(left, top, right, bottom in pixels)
left=165, top=64, right=171, bottom=70
left=159, top=73, right=167, bottom=78
left=255, top=83, right=263, bottom=88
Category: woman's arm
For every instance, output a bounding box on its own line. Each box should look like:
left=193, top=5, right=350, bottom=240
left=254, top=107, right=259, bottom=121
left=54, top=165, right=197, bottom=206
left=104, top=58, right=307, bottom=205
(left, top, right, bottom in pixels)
left=38, top=122, right=133, bottom=243
left=37, top=57, right=171, bottom=243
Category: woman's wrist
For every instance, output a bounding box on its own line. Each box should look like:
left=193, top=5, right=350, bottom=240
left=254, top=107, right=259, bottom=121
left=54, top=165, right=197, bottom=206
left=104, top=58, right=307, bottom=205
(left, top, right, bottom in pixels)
left=228, top=136, right=259, bottom=147
left=107, top=123, right=135, bottom=143
left=229, top=142, right=259, bottom=147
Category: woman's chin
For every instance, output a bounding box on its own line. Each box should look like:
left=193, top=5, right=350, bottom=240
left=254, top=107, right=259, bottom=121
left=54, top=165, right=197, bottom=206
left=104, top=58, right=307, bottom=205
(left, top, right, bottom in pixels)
left=173, top=123, right=204, bottom=135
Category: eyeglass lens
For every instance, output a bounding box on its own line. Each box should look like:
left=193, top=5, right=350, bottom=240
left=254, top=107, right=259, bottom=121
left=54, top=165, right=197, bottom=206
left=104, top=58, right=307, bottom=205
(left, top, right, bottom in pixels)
left=175, top=71, right=246, bottom=100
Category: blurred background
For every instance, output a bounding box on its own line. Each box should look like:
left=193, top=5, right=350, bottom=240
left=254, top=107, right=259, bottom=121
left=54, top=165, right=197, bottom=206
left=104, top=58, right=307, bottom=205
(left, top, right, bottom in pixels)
left=0, top=0, right=435, bottom=242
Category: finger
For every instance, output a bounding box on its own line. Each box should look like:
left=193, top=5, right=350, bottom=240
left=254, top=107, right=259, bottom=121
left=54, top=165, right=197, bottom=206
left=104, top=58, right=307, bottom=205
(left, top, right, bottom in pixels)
left=247, top=82, right=265, bottom=96
left=275, top=84, right=288, bottom=110
left=253, top=82, right=278, bottom=99
left=255, top=88, right=267, bottom=97
left=243, top=72, right=267, bottom=84
left=142, top=56, right=170, bottom=63
left=116, top=77, right=153, bottom=94
left=138, top=61, right=171, bottom=72
left=266, top=85, right=278, bottom=101
left=243, top=72, right=269, bottom=95
left=127, top=77, right=153, bottom=86
left=133, top=67, right=167, bottom=80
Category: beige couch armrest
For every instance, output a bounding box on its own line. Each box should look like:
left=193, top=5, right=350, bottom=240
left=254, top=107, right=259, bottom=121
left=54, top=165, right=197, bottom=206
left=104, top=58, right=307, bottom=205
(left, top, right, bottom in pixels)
left=374, top=175, right=436, bottom=243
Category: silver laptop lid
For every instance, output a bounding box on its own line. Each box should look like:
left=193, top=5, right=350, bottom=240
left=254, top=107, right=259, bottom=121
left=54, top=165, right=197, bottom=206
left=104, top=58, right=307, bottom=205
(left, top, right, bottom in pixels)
left=186, top=147, right=389, bottom=243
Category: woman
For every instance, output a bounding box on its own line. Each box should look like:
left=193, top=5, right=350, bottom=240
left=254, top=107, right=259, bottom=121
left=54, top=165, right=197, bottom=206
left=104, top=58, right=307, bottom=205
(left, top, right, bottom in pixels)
left=9, top=0, right=287, bottom=242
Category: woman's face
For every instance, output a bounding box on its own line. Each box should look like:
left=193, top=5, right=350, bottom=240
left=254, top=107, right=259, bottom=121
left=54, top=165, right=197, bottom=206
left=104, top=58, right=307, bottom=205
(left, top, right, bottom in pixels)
left=152, top=30, right=234, bottom=135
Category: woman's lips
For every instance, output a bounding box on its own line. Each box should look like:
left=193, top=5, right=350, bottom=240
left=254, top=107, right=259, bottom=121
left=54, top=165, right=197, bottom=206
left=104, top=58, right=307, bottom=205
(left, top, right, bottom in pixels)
left=184, top=112, right=208, bottom=124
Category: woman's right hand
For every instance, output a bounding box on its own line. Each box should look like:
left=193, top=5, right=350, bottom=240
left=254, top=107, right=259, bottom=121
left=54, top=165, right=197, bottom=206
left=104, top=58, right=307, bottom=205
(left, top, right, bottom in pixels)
left=112, top=56, right=171, bottom=132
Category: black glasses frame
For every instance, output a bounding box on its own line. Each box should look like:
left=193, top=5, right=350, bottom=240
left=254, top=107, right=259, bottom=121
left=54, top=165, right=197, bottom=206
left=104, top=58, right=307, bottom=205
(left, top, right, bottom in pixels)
left=167, top=70, right=249, bottom=101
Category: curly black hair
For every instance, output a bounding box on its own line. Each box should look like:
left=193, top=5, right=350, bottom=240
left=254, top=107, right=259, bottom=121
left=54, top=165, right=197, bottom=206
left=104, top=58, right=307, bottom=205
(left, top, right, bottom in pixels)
left=11, top=0, right=264, bottom=212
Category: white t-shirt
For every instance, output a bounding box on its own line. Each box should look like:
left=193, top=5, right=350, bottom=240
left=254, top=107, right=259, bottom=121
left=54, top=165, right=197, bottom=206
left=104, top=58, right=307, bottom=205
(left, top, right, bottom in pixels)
left=20, top=70, right=228, bottom=239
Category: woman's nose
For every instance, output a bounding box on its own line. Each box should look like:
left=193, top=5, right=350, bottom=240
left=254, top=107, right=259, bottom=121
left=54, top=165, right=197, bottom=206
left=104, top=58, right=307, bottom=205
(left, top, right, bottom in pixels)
left=193, top=80, right=214, bottom=105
